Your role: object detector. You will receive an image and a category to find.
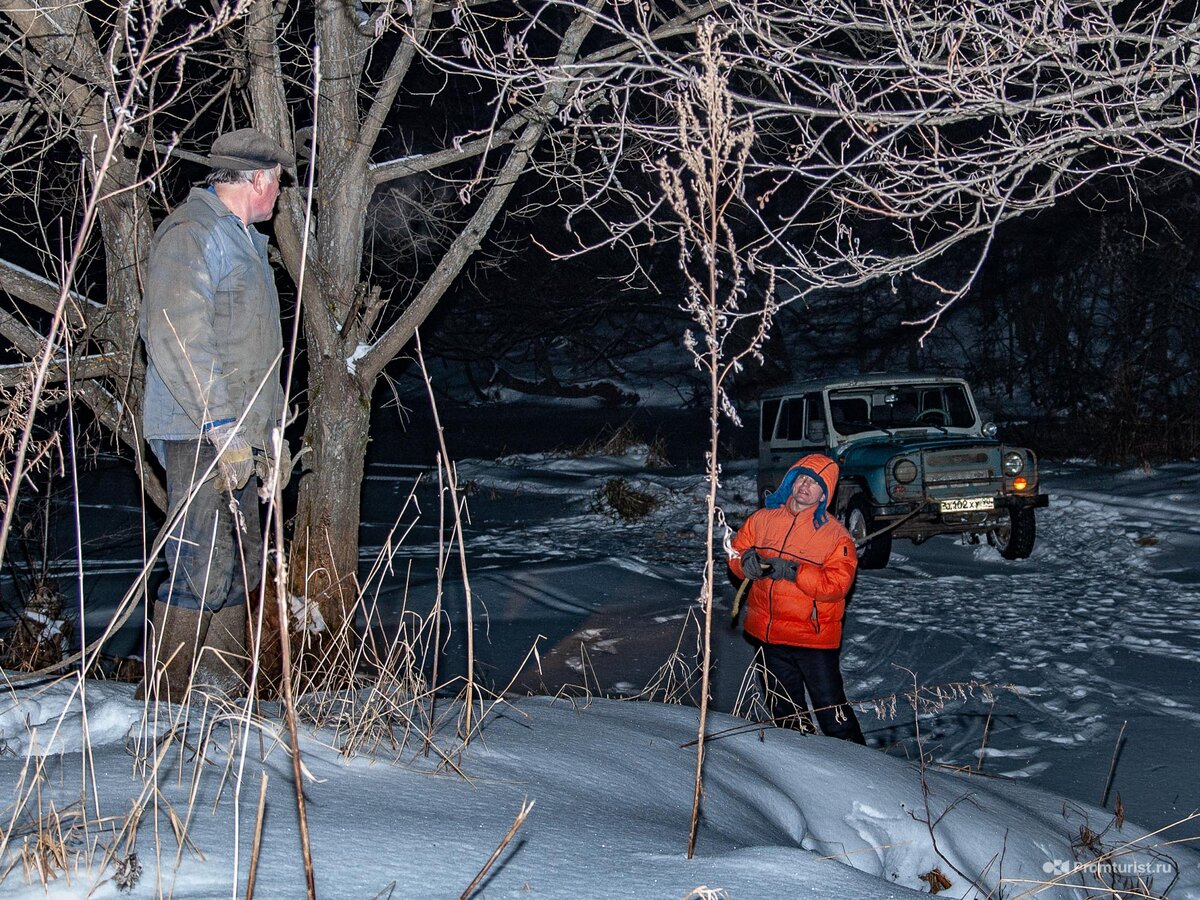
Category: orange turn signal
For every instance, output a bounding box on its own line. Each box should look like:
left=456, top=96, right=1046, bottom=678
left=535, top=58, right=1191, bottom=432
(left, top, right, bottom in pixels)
left=1013, top=476, right=1028, bottom=491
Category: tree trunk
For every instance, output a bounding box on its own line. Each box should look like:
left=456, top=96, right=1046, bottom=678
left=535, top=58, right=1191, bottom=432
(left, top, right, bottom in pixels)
left=288, top=357, right=371, bottom=664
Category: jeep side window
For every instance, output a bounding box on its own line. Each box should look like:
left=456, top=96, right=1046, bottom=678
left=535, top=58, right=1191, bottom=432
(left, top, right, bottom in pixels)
left=776, top=397, right=807, bottom=442
left=761, top=398, right=781, bottom=444
left=803, top=392, right=826, bottom=442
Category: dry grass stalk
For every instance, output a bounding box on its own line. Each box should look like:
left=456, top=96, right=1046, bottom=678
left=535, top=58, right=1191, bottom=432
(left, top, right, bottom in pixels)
left=229, top=506, right=495, bottom=775
left=1101, top=719, right=1128, bottom=808
left=904, top=674, right=1001, bottom=897
left=705, top=655, right=1020, bottom=749
left=415, top=331, right=479, bottom=746
left=0, top=377, right=63, bottom=509
left=245, top=772, right=269, bottom=900
left=459, top=797, right=535, bottom=900
left=656, top=20, right=777, bottom=859
left=637, top=608, right=705, bottom=706
left=1, top=580, right=72, bottom=673
left=0, top=700, right=171, bottom=892
left=284, top=591, right=437, bottom=761
left=1006, top=807, right=1198, bottom=898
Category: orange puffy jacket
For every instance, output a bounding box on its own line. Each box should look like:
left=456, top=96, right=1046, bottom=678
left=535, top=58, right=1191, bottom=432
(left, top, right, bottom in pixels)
left=729, top=454, right=858, bottom=649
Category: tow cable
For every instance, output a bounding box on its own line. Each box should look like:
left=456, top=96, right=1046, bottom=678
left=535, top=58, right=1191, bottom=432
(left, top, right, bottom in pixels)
left=854, top=502, right=930, bottom=548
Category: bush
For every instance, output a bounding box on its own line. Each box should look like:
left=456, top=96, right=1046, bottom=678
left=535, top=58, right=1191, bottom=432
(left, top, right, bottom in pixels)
left=591, top=478, right=659, bottom=521
left=569, top=423, right=670, bottom=467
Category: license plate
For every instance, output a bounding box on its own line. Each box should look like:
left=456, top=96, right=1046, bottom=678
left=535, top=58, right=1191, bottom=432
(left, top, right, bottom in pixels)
left=939, top=496, right=995, bottom=513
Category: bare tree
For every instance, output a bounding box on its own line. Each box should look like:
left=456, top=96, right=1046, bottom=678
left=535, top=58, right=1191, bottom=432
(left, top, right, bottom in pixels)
left=234, top=0, right=621, bottom=650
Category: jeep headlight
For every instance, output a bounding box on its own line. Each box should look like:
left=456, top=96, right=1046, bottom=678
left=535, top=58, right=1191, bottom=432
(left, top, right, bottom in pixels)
left=893, top=458, right=918, bottom=484
left=1002, top=451, right=1024, bottom=476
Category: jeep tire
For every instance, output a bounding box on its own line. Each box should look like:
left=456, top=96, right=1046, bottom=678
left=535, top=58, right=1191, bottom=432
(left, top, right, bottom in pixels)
left=990, top=507, right=1036, bottom=560
left=845, top=495, right=892, bottom=569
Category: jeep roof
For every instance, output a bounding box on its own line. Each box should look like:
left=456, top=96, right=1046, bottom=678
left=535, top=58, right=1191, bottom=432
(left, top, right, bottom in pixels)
left=761, top=372, right=969, bottom=401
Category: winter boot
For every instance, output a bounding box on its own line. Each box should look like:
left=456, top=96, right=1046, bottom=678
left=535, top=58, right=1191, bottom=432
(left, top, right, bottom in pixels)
left=140, top=602, right=205, bottom=706
left=193, top=603, right=248, bottom=699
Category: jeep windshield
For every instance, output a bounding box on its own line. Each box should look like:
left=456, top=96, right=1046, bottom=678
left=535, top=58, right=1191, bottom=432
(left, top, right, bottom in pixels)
left=827, top=383, right=977, bottom=436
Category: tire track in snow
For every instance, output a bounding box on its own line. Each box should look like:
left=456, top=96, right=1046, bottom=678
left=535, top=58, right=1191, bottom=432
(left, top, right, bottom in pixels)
left=846, top=479, right=1200, bottom=809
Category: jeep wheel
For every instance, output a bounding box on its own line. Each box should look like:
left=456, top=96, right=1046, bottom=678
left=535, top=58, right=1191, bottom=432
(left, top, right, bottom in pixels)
left=845, top=495, right=892, bottom=569
left=989, top=507, right=1036, bottom=560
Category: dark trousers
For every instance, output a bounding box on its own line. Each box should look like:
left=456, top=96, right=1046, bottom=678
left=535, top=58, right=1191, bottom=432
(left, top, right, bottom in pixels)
left=157, top=439, right=261, bottom=612
left=756, top=641, right=865, bottom=744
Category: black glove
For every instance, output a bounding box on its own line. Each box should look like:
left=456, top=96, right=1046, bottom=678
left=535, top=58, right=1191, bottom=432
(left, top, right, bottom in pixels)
left=766, top=558, right=799, bottom=582
left=741, top=549, right=767, bottom=580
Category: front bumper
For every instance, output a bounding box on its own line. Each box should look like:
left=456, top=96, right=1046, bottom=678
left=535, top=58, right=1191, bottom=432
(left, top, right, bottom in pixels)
left=875, top=492, right=1048, bottom=517
left=873, top=493, right=1049, bottom=538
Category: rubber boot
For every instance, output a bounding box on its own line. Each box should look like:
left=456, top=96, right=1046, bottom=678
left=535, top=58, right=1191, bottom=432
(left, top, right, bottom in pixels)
left=140, top=602, right=205, bottom=706
left=193, top=603, right=248, bottom=699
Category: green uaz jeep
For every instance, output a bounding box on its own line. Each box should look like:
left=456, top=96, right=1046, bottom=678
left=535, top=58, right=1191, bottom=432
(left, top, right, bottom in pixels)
left=757, top=374, right=1049, bottom=569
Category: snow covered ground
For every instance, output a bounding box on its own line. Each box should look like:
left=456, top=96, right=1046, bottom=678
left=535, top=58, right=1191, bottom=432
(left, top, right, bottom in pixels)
left=406, top=446, right=1200, bottom=844
left=2, top=408, right=1199, bottom=897
left=2, top=682, right=1193, bottom=899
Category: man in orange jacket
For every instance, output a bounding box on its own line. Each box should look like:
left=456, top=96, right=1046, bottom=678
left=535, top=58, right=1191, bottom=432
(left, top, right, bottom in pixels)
left=729, top=453, right=866, bottom=744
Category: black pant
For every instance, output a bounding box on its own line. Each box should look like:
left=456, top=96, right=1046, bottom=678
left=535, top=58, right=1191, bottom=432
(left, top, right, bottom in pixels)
left=755, top=641, right=865, bottom=744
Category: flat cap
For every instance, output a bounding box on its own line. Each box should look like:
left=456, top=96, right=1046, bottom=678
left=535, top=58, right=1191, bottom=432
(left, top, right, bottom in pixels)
left=206, top=127, right=295, bottom=171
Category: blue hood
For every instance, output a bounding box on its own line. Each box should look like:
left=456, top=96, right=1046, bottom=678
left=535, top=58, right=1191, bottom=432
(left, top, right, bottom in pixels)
left=764, top=454, right=839, bottom=529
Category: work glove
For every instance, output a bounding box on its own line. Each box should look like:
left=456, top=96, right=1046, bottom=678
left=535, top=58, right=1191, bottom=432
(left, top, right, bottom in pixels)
left=741, top=548, right=767, bottom=580
left=206, top=422, right=253, bottom=493
left=254, top=440, right=294, bottom=489
left=766, top=557, right=799, bottom=582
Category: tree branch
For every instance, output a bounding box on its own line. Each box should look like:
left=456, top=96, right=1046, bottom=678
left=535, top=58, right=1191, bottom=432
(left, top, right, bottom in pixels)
left=0, top=258, right=95, bottom=329
left=356, top=0, right=435, bottom=169
left=361, top=0, right=607, bottom=380
left=0, top=354, right=114, bottom=389
left=369, top=109, right=534, bottom=186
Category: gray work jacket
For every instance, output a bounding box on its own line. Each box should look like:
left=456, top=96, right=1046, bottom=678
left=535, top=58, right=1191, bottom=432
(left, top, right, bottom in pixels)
left=140, top=187, right=284, bottom=450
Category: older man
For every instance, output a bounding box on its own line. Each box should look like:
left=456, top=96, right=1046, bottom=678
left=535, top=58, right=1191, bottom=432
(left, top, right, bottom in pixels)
left=729, top=453, right=865, bottom=743
left=140, top=127, right=294, bottom=703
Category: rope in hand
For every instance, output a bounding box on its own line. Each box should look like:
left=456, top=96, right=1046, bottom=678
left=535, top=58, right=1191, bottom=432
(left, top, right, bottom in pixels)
left=729, top=561, right=769, bottom=627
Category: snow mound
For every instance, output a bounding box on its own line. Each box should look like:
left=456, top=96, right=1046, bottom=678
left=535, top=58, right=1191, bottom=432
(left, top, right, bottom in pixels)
left=0, top=679, right=141, bottom=757
left=491, top=698, right=1199, bottom=898
left=1, top=685, right=1196, bottom=898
